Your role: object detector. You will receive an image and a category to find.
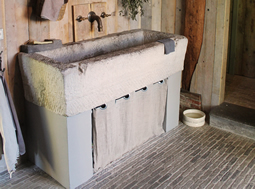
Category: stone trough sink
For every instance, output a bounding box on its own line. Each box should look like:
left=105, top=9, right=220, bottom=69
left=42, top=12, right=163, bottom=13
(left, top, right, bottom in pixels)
left=18, top=29, right=187, bottom=189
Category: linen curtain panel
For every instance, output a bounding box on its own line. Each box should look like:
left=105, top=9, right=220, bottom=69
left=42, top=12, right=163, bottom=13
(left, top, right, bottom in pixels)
left=93, top=79, right=168, bottom=171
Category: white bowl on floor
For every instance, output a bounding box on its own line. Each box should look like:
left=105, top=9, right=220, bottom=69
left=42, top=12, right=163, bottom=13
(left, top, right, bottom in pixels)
left=183, top=109, right=206, bottom=127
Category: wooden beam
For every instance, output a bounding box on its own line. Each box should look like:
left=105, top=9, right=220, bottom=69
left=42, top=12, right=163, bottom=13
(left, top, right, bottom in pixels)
left=182, top=0, right=206, bottom=90
left=211, top=0, right=231, bottom=106
left=190, top=0, right=217, bottom=113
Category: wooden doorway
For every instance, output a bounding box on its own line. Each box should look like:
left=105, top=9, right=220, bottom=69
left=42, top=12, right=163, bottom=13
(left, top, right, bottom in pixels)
left=225, top=0, right=255, bottom=109
left=228, top=0, right=255, bottom=78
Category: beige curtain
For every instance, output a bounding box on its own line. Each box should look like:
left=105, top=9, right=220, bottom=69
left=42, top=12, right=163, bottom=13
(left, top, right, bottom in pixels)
left=93, top=79, right=168, bottom=171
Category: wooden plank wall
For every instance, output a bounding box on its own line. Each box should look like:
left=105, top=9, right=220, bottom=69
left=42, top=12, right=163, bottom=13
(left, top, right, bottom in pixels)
left=141, top=0, right=152, bottom=30
left=3, top=0, right=29, bottom=126
left=228, top=0, right=255, bottom=78
left=190, top=0, right=231, bottom=112
left=228, top=0, right=246, bottom=76
left=182, top=0, right=206, bottom=91
left=161, top=0, right=176, bottom=33
left=1, top=0, right=180, bottom=93
left=211, top=0, right=231, bottom=106
left=0, top=0, right=232, bottom=121
left=0, top=0, right=7, bottom=81
left=190, top=0, right=217, bottom=112
left=0, top=0, right=172, bottom=126
left=175, top=0, right=185, bottom=35
left=242, top=0, right=255, bottom=78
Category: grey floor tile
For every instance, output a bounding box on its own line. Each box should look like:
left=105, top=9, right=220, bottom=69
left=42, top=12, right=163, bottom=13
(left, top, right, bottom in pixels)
left=1, top=123, right=254, bottom=189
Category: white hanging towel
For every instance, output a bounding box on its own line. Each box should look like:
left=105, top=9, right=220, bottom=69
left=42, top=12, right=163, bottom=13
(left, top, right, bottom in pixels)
left=0, top=78, right=19, bottom=177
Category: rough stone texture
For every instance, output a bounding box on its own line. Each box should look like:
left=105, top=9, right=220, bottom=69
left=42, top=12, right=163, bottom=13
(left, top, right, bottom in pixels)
left=0, top=162, right=63, bottom=189
left=18, top=29, right=188, bottom=116
left=210, top=102, right=255, bottom=140
left=1, top=123, right=255, bottom=188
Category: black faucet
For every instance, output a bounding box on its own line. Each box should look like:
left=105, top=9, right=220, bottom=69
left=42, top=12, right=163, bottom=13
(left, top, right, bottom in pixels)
left=76, top=11, right=103, bottom=32
left=88, top=11, right=103, bottom=32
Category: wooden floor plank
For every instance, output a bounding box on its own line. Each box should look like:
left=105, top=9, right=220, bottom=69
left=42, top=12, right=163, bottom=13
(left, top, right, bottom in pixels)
left=225, top=74, right=255, bottom=110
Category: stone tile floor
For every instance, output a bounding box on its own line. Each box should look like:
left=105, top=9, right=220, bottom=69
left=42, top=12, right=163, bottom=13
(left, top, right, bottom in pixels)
left=1, top=123, right=255, bottom=189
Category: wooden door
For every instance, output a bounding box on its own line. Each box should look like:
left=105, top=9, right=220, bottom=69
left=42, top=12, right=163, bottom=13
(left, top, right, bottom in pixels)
left=228, top=0, right=255, bottom=78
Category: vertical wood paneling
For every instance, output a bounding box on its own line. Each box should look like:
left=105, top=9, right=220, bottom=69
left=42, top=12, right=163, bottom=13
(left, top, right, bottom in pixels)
left=28, top=7, right=50, bottom=41
left=73, top=3, right=91, bottom=41
left=161, top=0, right=176, bottom=33
left=116, top=0, right=129, bottom=32
left=191, top=0, right=231, bottom=111
left=242, top=0, right=255, bottom=78
left=228, top=0, right=246, bottom=75
left=175, top=0, right=185, bottom=35
left=5, top=0, right=29, bottom=94
left=141, top=0, right=162, bottom=31
left=182, top=0, right=206, bottom=90
left=49, top=6, right=69, bottom=43
left=4, top=0, right=29, bottom=125
left=211, top=0, right=231, bottom=106
left=151, top=0, right=161, bottom=31
left=141, top=0, right=152, bottom=30
left=105, top=0, right=116, bottom=34
left=6, top=0, right=29, bottom=80
left=68, top=0, right=93, bottom=42
left=190, top=0, right=217, bottom=113
left=129, top=15, right=141, bottom=30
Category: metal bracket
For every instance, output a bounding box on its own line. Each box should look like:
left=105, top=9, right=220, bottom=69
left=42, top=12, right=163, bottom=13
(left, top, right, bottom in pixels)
left=100, top=12, right=111, bottom=18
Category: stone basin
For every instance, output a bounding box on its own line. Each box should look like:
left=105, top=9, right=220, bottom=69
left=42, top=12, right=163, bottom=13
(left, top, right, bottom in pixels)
left=19, top=29, right=187, bottom=117
left=18, top=29, right=188, bottom=189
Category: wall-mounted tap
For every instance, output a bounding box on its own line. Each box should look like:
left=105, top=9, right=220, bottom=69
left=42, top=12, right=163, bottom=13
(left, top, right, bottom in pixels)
left=88, top=11, right=103, bottom=32
left=76, top=11, right=103, bottom=32
left=76, top=15, right=88, bottom=22
left=100, top=12, right=111, bottom=18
